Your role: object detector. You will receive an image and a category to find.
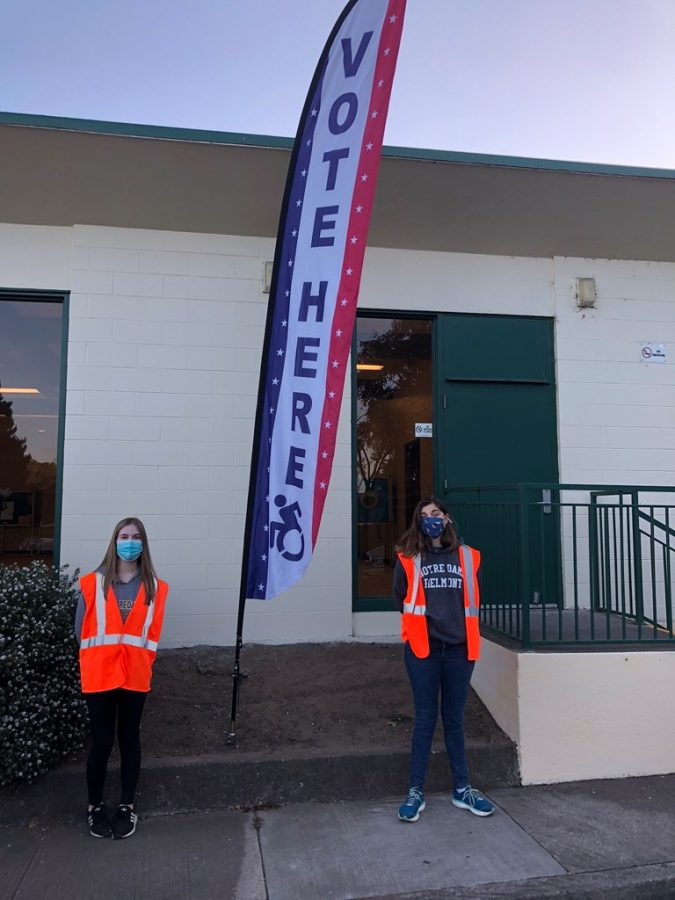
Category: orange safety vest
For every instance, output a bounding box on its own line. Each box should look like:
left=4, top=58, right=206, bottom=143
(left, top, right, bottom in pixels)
left=398, top=545, right=481, bottom=661
left=79, top=571, right=169, bottom=693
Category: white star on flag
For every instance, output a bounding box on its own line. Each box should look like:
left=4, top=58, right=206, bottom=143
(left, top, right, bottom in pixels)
left=384, top=47, right=391, bottom=56
left=378, top=79, right=384, bottom=87
left=263, top=525, right=269, bottom=532
left=320, top=482, right=327, bottom=489
left=282, top=320, right=287, bottom=327
left=324, top=420, right=332, bottom=428
left=346, top=267, right=353, bottom=275
left=261, top=554, right=267, bottom=562
left=355, top=205, right=363, bottom=213
left=292, top=229, right=297, bottom=237
left=332, top=360, right=339, bottom=368
left=389, top=14, right=397, bottom=23
left=322, top=451, right=329, bottom=459
left=301, top=170, right=307, bottom=177
left=350, top=235, right=358, bottom=244
left=258, top=583, right=264, bottom=591
left=366, top=142, right=373, bottom=150
left=272, top=378, right=279, bottom=385
left=277, top=349, right=284, bottom=356
left=288, top=259, right=293, bottom=267
left=371, top=110, right=379, bottom=118
left=336, top=329, right=343, bottom=337
left=341, top=298, right=348, bottom=306
left=329, top=391, right=336, bottom=399
left=311, top=108, right=318, bottom=116
left=296, top=199, right=302, bottom=206
left=360, top=174, right=368, bottom=182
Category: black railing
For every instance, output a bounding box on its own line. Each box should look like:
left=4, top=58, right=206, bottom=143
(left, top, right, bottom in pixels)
left=448, top=484, right=675, bottom=648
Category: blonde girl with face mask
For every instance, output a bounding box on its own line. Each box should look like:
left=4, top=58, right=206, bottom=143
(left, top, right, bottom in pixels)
left=74, top=517, right=169, bottom=839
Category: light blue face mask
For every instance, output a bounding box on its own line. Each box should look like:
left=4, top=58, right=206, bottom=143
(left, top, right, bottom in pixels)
left=116, top=539, right=143, bottom=562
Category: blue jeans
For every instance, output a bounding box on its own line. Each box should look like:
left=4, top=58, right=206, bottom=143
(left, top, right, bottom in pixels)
left=404, top=639, right=475, bottom=791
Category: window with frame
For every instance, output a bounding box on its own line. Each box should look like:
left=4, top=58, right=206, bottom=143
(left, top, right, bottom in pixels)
left=0, top=293, right=66, bottom=567
left=355, top=315, right=434, bottom=601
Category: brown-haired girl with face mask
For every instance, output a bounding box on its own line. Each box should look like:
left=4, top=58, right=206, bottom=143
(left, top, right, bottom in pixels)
left=394, top=497, right=494, bottom=823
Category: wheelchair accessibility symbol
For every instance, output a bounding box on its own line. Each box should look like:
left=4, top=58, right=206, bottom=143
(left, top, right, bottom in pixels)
left=269, top=494, right=305, bottom=562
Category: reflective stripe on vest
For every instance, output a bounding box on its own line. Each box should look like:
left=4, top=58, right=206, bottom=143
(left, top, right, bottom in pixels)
left=459, top=545, right=479, bottom=617
left=402, top=555, right=426, bottom=614
left=80, top=633, right=159, bottom=652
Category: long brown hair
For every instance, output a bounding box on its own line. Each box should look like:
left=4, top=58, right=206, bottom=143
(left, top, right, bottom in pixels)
left=98, top=517, right=158, bottom=604
left=396, top=496, right=459, bottom=558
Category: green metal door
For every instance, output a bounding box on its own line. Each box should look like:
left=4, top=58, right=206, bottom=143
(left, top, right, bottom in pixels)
left=437, top=314, right=561, bottom=608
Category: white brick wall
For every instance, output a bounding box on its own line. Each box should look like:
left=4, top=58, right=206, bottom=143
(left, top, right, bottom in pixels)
left=554, top=256, right=675, bottom=485
left=2, top=223, right=673, bottom=645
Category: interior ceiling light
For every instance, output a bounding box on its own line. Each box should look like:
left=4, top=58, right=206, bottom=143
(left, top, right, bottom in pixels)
left=1, top=388, right=40, bottom=394
left=356, top=364, right=384, bottom=371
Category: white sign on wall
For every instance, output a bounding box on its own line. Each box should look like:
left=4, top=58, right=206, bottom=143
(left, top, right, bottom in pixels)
left=640, top=343, right=666, bottom=364
left=415, top=423, right=433, bottom=438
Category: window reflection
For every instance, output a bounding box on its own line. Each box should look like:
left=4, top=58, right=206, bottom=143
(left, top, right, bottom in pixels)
left=0, top=298, right=64, bottom=566
left=356, top=316, right=433, bottom=599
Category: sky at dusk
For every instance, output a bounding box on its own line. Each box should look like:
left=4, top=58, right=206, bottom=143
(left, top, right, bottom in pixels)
left=3, top=0, right=675, bottom=168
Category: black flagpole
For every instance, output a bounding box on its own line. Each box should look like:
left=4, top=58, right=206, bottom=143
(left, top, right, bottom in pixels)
left=226, top=0, right=360, bottom=743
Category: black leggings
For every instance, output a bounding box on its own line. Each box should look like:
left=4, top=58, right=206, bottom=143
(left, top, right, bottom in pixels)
left=84, top=688, right=147, bottom=806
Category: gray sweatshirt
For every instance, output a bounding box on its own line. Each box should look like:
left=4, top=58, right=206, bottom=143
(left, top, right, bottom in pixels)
left=74, top=571, right=143, bottom=647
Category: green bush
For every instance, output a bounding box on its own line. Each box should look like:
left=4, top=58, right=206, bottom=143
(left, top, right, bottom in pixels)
left=0, top=561, right=88, bottom=784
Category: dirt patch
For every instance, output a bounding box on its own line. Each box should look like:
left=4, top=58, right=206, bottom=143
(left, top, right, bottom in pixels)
left=142, top=643, right=510, bottom=758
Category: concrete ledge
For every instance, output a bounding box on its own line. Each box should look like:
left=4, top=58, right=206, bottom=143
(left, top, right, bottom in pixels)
left=2, top=739, right=518, bottom=828
left=371, top=862, right=675, bottom=899
left=472, top=636, right=675, bottom=784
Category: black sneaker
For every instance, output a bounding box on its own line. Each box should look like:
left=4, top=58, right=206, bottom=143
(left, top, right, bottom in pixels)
left=88, top=803, right=111, bottom=838
left=111, top=804, right=138, bottom=839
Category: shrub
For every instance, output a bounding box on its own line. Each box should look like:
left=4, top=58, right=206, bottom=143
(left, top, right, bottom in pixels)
left=0, top=561, right=88, bottom=784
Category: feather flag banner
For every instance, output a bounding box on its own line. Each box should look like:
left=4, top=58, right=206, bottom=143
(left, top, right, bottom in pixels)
left=244, top=0, right=407, bottom=600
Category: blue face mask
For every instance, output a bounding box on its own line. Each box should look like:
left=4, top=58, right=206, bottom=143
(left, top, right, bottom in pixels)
left=420, top=516, right=446, bottom=539
left=116, top=539, right=143, bottom=562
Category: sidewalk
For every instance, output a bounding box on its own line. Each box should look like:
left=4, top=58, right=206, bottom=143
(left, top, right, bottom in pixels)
left=2, top=775, right=675, bottom=899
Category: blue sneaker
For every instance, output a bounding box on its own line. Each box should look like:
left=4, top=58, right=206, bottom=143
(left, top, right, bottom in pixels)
left=397, top=787, right=425, bottom=822
left=452, top=785, right=494, bottom=817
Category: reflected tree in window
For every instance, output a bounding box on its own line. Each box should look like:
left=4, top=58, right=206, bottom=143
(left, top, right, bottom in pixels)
left=0, top=387, right=30, bottom=493
left=356, top=319, right=428, bottom=492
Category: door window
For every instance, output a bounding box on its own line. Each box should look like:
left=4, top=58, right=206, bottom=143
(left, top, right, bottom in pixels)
left=355, top=316, right=434, bottom=602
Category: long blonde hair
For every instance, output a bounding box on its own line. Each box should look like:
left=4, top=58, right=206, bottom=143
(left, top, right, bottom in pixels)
left=98, top=517, right=157, bottom=604
left=396, top=497, right=459, bottom=558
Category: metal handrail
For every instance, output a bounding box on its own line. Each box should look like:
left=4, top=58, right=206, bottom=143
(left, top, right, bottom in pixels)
left=447, top=483, right=675, bottom=649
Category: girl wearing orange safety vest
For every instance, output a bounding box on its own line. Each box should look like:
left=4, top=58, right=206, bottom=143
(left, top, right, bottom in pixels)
left=74, top=517, right=169, bottom=839
left=394, top=497, right=494, bottom=822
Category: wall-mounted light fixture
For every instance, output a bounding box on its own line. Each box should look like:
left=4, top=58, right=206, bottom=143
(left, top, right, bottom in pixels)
left=356, top=363, right=384, bottom=372
left=576, top=277, right=597, bottom=309
left=263, top=261, right=273, bottom=294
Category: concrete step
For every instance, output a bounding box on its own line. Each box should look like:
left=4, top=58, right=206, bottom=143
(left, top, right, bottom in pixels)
left=2, top=738, right=518, bottom=828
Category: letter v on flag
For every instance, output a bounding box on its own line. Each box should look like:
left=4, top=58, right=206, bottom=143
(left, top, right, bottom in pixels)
left=244, top=0, right=407, bottom=600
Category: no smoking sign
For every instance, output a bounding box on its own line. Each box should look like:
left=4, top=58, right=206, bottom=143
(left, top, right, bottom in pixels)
left=640, top=343, right=666, bottom=364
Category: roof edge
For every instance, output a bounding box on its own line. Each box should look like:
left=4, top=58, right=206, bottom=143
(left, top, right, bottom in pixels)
left=2, top=110, right=675, bottom=180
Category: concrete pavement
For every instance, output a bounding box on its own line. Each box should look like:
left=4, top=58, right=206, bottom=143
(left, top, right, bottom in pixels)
left=2, top=775, right=675, bottom=899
